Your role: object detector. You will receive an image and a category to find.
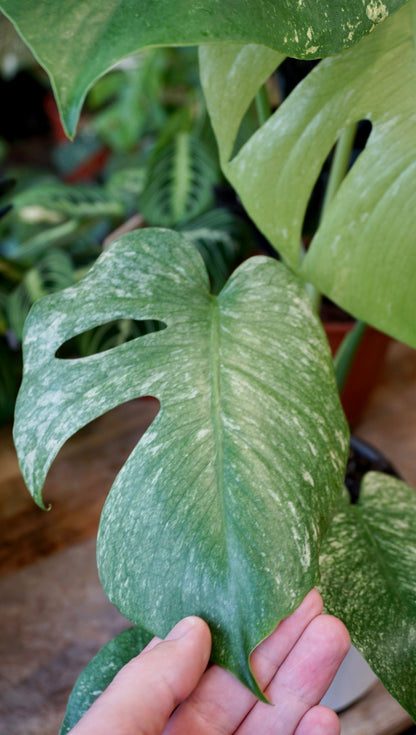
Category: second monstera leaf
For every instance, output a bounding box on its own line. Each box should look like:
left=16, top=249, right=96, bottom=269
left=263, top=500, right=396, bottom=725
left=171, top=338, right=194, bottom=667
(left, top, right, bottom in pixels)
left=200, top=1, right=416, bottom=348
left=320, top=473, right=416, bottom=719
left=14, top=228, right=348, bottom=694
left=59, top=625, right=154, bottom=734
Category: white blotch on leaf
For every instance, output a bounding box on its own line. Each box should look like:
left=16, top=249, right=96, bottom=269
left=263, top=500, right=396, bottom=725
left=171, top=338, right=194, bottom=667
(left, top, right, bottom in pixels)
left=302, top=470, right=315, bottom=487
left=366, top=1, right=388, bottom=22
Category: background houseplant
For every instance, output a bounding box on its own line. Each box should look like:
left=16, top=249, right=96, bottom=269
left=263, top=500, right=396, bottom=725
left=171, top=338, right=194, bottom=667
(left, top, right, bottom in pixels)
left=0, top=43, right=252, bottom=423
left=1, top=0, right=415, bottom=728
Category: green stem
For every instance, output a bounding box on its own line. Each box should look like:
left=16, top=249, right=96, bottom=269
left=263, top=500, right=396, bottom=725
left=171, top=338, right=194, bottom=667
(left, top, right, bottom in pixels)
left=333, top=320, right=367, bottom=394
left=300, top=242, right=321, bottom=312
left=255, top=85, right=271, bottom=127
left=305, top=122, right=358, bottom=315
left=324, top=122, right=370, bottom=394
left=304, top=282, right=321, bottom=313
left=321, top=122, right=358, bottom=221
left=24, top=268, right=45, bottom=302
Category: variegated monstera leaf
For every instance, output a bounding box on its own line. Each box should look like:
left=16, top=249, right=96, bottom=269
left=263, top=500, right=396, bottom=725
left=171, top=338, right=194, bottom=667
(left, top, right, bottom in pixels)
left=14, top=228, right=348, bottom=694
left=320, top=473, right=416, bottom=720
left=59, top=626, right=154, bottom=734
left=0, top=0, right=407, bottom=137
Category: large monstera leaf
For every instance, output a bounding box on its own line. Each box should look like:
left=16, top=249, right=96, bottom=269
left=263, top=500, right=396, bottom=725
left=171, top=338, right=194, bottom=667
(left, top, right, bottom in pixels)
left=319, top=473, right=416, bottom=719
left=14, top=228, right=348, bottom=694
left=200, top=0, right=416, bottom=348
left=0, top=1, right=407, bottom=138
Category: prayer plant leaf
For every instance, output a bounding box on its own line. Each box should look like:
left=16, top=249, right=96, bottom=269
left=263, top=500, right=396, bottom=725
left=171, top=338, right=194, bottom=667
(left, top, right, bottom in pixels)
left=140, top=133, right=219, bottom=227
left=14, top=228, right=349, bottom=696
left=0, top=0, right=407, bottom=138
left=319, top=473, right=416, bottom=719
left=59, top=625, right=153, bottom=735
left=200, top=1, right=416, bottom=348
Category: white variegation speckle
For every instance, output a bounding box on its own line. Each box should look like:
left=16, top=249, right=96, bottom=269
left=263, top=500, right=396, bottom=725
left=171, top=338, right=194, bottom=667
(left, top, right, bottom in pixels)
left=366, top=0, right=388, bottom=22
left=196, top=428, right=210, bottom=441
left=302, top=470, right=315, bottom=487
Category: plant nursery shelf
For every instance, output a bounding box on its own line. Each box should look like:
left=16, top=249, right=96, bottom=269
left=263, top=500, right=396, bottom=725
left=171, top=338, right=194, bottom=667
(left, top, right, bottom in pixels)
left=0, top=342, right=415, bottom=734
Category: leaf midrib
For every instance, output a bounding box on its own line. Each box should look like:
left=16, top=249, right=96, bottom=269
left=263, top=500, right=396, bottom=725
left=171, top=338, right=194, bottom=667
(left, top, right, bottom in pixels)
left=410, top=0, right=416, bottom=99
left=352, top=501, right=403, bottom=605
left=209, top=295, right=234, bottom=582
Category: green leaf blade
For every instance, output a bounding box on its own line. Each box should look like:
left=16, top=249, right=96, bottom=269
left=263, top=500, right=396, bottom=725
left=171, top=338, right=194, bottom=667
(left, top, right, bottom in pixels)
left=0, top=0, right=407, bottom=136
left=199, top=44, right=285, bottom=166
left=201, top=3, right=416, bottom=346
left=60, top=625, right=153, bottom=734
left=319, top=473, right=416, bottom=719
left=14, top=230, right=210, bottom=506
left=14, top=228, right=349, bottom=693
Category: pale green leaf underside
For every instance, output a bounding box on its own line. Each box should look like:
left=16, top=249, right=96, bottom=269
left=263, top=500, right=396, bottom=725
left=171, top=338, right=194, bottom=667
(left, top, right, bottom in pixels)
left=0, top=0, right=407, bottom=137
left=319, top=473, right=416, bottom=719
left=200, top=1, right=416, bottom=347
left=60, top=626, right=153, bottom=734
left=14, top=228, right=348, bottom=694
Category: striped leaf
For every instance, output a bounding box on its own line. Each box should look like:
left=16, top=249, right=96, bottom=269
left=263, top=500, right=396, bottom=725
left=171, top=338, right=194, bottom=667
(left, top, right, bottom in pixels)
left=14, top=183, right=124, bottom=223
left=6, top=249, right=74, bottom=340
left=140, top=134, right=219, bottom=227
left=180, top=208, right=250, bottom=294
left=14, top=228, right=348, bottom=695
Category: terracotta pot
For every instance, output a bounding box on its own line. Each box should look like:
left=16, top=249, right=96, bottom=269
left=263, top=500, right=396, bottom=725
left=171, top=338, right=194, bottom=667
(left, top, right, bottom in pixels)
left=43, top=94, right=109, bottom=182
left=324, top=322, right=390, bottom=426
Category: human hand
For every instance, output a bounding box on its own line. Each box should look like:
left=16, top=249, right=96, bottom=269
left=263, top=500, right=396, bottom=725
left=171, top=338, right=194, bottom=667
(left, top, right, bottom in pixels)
left=69, top=589, right=350, bottom=735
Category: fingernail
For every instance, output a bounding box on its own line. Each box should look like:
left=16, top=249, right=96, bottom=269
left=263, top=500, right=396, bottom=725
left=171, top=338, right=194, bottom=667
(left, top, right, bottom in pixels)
left=165, top=616, right=199, bottom=641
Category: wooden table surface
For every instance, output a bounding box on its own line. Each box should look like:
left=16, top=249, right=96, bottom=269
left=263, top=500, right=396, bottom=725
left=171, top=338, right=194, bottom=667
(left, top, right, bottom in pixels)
left=0, top=343, right=415, bottom=735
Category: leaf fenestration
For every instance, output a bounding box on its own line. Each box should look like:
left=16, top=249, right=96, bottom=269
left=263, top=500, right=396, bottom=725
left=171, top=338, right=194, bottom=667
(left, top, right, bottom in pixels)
left=200, top=3, right=416, bottom=347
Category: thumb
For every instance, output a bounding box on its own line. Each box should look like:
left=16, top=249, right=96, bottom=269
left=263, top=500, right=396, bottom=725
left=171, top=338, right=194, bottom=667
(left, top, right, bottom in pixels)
left=70, top=616, right=211, bottom=735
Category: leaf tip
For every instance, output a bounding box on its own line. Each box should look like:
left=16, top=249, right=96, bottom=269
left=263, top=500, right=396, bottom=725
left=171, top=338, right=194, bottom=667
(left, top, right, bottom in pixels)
left=33, top=488, right=51, bottom=512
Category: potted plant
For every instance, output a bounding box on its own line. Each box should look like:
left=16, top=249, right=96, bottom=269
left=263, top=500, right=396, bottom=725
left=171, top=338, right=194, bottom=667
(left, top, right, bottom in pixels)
left=0, top=61, right=250, bottom=424
left=1, top=0, right=415, bottom=727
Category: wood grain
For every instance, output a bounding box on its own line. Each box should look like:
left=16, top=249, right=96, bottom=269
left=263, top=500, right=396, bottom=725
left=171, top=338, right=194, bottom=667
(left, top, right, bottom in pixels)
left=0, top=397, right=159, bottom=576
left=339, top=681, right=413, bottom=735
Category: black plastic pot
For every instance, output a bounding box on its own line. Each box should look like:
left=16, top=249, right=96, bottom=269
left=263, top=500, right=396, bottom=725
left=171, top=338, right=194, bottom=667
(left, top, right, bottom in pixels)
left=346, top=435, right=400, bottom=503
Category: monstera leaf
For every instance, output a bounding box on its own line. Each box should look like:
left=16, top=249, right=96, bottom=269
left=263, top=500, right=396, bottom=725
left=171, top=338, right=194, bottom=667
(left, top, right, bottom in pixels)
left=0, top=0, right=407, bottom=137
left=60, top=625, right=153, bottom=734
left=200, top=1, right=416, bottom=348
left=14, top=228, right=348, bottom=695
left=319, top=473, right=416, bottom=719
